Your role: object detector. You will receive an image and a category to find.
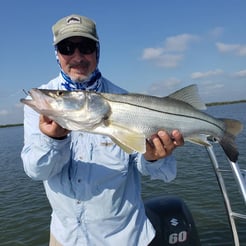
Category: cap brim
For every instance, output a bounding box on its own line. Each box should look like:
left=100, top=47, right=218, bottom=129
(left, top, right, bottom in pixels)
left=53, top=32, right=99, bottom=45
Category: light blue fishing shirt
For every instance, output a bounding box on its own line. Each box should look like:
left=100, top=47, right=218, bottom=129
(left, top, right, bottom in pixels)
left=21, top=73, right=177, bottom=246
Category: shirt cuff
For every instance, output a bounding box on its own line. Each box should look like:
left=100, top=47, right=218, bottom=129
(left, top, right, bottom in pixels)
left=137, top=154, right=177, bottom=182
left=40, top=132, right=71, bottom=149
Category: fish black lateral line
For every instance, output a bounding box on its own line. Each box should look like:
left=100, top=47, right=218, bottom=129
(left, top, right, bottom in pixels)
left=20, top=84, right=243, bottom=162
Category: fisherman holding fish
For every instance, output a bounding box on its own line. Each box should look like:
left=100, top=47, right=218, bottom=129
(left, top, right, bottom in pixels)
left=21, top=14, right=186, bottom=246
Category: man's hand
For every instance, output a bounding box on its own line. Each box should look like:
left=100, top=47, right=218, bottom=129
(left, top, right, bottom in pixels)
left=144, top=130, right=184, bottom=161
left=39, top=115, right=70, bottom=139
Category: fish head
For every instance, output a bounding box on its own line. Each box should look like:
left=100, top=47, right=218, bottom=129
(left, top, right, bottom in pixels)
left=35, top=89, right=88, bottom=111
left=21, top=88, right=59, bottom=114
left=20, top=89, right=111, bottom=131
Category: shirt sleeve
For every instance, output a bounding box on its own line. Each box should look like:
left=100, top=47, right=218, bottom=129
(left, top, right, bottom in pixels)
left=21, top=105, right=71, bottom=180
left=135, top=153, right=177, bottom=182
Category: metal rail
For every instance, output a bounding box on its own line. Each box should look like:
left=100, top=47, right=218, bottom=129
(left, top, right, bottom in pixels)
left=205, top=144, right=246, bottom=246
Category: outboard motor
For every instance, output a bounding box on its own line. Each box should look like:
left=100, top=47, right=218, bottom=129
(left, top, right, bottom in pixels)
left=145, top=196, right=200, bottom=246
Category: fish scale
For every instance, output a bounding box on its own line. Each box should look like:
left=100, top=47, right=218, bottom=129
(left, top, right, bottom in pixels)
left=106, top=97, right=225, bottom=138
left=20, top=84, right=243, bottom=162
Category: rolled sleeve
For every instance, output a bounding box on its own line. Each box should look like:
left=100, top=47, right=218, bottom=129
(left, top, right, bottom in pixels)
left=21, top=105, right=71, bottom=181
left=136, top=154, right=177, bottom=182
left=22, top=133, right=71, bottom=180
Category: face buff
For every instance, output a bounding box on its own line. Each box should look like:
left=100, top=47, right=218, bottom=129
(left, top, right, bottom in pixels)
left=55, top=42, right=102, bottom=91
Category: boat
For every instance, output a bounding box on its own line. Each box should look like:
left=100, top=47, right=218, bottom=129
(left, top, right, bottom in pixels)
left=144, top=137, right=246, bottom=245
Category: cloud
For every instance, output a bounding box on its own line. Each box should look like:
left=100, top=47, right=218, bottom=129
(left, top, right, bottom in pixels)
left=141, top=33, right=199, bottom=68
left=208, top=27, right=224, bottom=39
left=201, top=81, right=224, bottom=90
left=15, top=102, right=24, bottom=108
left=191, top=69, right=224, bottom=79
left=0, top=105, right=23, bottom=125
left=216, top=42, right=246, bottom=56
left=198, top=81, right=225, bottom=101
left=155, top=54, right=184, bottom=68
left=147, top=78, right=182, bottom=96
left=163, top=34, right=199, bottom=52
left=0, top=109, right=8, bottom=116
left=234, top=69, right=246, bottom=77
left=142, top=48, right=163, bottom=60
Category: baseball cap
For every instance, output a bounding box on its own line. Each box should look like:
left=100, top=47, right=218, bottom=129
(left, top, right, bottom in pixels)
left=52, top=14, right=99, bottom=45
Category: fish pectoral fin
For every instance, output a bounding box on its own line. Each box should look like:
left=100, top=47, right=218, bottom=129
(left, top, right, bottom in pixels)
left=112, top=139, right=135, bottom=154
left=108, top=124, right=146, bottom=154
left=187, top=135, right=211, bottom=147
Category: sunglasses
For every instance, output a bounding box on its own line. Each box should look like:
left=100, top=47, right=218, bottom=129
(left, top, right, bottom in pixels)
left=57, top=38, right=97, bottom=56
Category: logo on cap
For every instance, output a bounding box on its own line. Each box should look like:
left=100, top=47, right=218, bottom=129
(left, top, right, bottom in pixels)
left=66, top=16, right=81, bottom=25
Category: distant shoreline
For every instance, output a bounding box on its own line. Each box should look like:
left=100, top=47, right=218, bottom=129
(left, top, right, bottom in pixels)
left=0, top=123, right=23, bottom=128
left=1, top=100, right=245, bottom=128
left=205, top=99, right=246, bottom=107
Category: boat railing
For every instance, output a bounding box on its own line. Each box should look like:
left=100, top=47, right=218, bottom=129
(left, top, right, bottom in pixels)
left=241, top=169, right=246, bottom=183
left=205, top=142, right=246, bottom=246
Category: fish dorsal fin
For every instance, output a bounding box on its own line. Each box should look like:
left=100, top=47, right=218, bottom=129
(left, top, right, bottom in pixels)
left=168, top=84, right=207, bottom=110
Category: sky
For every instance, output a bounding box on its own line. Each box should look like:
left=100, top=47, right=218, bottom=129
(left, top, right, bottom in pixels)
left=0, top=0, right=245, bottom=125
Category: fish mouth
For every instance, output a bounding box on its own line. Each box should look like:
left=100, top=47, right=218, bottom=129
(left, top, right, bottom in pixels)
left=29, top=88, right=50, bottom=101
left=23, top=89, right=56, bottom=111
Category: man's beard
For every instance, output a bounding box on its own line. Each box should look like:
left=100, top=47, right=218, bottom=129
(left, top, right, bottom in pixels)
left=69, top=60, right=91, bottom=83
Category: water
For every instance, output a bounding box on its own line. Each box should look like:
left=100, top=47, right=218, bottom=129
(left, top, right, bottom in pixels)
left=0, top=103, right=246, bottom=245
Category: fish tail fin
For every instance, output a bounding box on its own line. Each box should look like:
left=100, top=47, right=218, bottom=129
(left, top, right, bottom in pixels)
left=219, top=119, right=243, bottom=162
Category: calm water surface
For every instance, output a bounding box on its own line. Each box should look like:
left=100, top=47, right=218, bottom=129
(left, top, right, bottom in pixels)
left=0, top=103, right=246, bottom=245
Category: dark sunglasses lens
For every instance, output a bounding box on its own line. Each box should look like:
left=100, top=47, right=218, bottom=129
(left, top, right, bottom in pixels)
left=57, top=41, right=75, bottom=55
left=57, top=39, right=96, bottom=55
left=78, top=40, right=96, bottom=54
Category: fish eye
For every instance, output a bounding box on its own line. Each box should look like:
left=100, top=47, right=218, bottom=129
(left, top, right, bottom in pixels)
left=56, top=91, right=64, bottom=96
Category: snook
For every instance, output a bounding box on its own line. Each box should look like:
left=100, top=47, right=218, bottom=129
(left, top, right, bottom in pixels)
left=21, top=84, right=243, bottom=162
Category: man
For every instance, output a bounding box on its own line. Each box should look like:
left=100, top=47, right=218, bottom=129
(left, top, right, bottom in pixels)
left=21, top=14, right=184, bottom=246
